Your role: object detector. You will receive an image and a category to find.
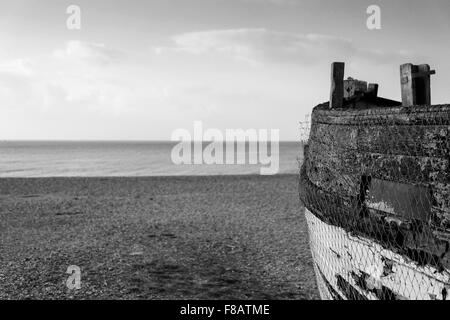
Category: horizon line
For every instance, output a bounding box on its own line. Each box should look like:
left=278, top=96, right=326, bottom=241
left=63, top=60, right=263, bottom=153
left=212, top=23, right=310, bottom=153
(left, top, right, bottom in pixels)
left=0, top=139, right=302, bottom=143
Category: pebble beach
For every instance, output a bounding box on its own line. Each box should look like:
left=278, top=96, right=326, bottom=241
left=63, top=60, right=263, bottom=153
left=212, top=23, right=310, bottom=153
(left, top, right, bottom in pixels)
left=0, top=174, right=318, bottom=300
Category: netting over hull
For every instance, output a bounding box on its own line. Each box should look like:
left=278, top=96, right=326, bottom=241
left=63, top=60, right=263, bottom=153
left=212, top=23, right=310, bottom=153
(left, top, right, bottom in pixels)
left=299, top=103, right=450, bottom=300
left=306, top=209, right=449, bottom=300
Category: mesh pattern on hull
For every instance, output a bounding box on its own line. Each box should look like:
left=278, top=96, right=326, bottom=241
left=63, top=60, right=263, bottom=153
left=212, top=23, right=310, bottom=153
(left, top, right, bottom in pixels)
left=299, top=104, right=450, bottom=300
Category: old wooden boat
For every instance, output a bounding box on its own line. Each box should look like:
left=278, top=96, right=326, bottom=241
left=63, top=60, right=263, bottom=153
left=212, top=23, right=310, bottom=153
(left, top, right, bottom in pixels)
left=300, top=62, right=450, bottom=300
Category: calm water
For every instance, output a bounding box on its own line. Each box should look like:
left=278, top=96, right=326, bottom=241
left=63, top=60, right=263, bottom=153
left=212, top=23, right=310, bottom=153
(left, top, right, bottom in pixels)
left=0, top=141, right=303, bottom=177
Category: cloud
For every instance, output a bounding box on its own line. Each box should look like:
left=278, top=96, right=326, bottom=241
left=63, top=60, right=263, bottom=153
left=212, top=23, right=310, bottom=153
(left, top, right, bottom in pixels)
left=0, top=41, right=129, bottom=114
left=0, top=59, right=34, bottom=77
left=0, top=58, right=39, bottom=111
left=357, top=48, right=423, bottom=65
left=53, top=41, right=124, bottom=65
left=156, top=28, right=419, bottom=66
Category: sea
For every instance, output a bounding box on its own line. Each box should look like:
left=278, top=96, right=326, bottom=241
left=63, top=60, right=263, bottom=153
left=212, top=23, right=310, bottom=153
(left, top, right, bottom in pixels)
left=0, top=141, right=303, bottom=177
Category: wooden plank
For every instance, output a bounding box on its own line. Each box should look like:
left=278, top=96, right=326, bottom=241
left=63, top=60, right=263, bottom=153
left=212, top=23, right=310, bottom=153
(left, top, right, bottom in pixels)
left=401, top=63, right=415, bottom=107
left=412, top=70, right=436, bottom=78
left=416, top=64, right=432, bottom=105
left=368, top=83, right=378, bottom=97
left=344, top=78, right=367, bottom=99
left=401, top=63, right=435, bottom=106
left=330, top=62, right=345, bottom=109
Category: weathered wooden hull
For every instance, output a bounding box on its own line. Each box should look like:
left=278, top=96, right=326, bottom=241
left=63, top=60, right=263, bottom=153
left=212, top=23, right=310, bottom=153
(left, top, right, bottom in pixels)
left=300, top=103, right=450, bottom=300
left=305, top=208, right=449, bottom=300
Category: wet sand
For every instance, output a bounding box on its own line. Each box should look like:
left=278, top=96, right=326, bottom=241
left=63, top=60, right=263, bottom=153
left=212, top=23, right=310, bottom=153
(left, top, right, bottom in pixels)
left=0, top=174, right=319, bottom=300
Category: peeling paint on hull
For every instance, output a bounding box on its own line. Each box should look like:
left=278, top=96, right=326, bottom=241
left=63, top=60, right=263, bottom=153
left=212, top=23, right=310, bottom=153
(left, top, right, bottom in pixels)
left=305, top=208, right=450, bottom=300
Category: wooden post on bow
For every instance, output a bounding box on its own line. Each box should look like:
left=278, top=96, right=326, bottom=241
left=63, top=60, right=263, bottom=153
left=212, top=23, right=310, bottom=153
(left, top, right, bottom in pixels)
left=400, top=63, right=435, bottom=107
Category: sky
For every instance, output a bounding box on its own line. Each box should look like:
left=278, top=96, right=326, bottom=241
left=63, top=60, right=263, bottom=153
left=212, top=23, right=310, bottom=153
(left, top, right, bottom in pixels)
left=0, top=0, right=449, bottom=140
